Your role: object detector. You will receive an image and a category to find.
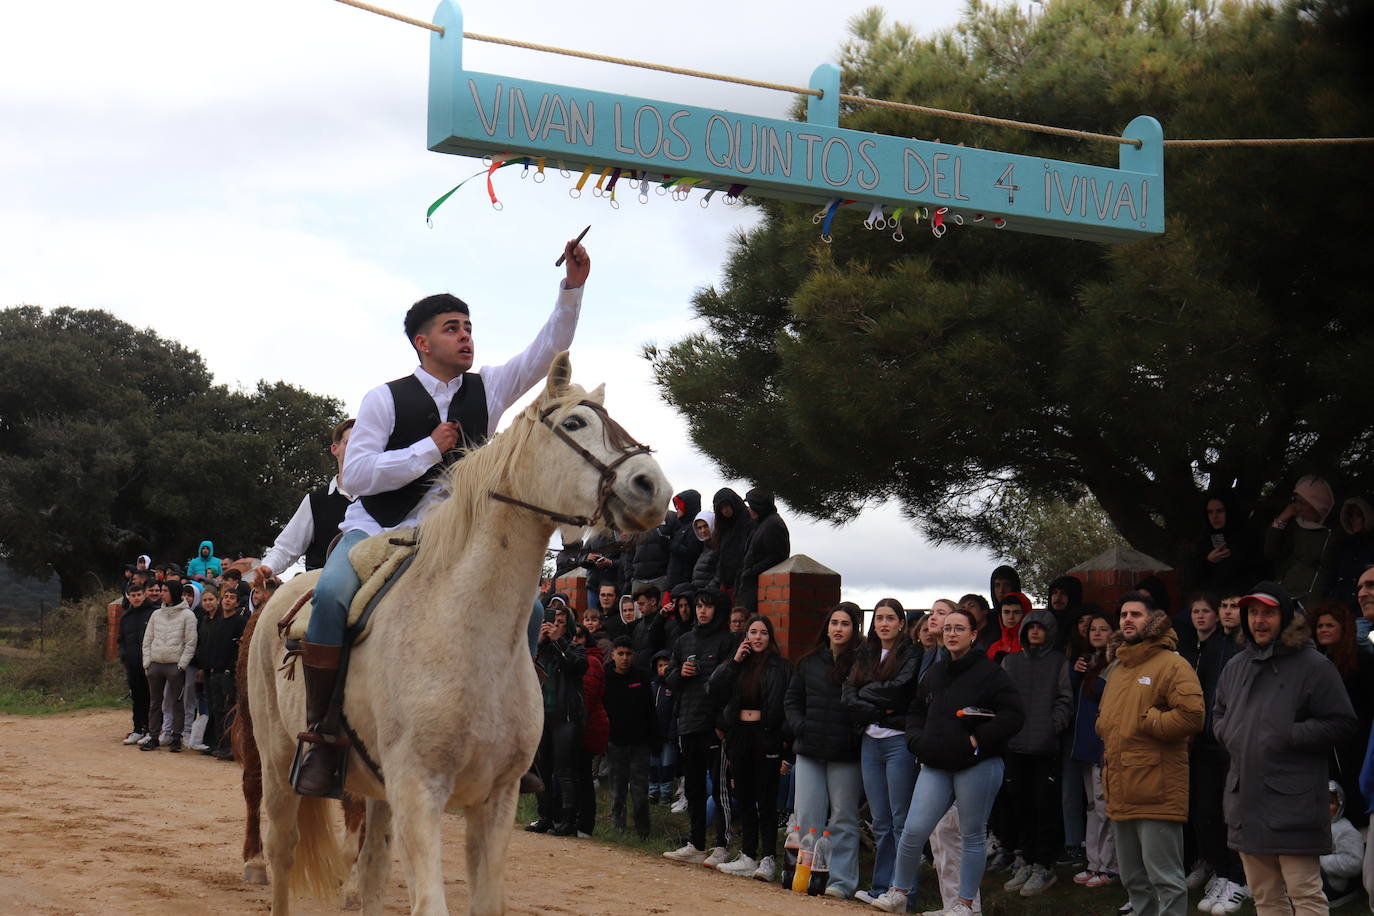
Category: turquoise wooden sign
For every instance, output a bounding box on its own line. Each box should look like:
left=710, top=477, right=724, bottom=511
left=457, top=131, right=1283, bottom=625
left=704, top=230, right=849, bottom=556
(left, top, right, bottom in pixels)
left=427, top=1, right=1163, bottom=243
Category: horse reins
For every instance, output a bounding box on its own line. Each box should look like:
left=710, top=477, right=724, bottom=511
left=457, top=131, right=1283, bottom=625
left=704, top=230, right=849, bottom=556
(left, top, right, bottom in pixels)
left=489, top=400, right=652, bottom=529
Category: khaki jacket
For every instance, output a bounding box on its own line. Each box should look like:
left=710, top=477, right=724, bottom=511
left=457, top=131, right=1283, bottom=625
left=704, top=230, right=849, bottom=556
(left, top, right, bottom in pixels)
left=1096, top=614, right=1204, bottom=822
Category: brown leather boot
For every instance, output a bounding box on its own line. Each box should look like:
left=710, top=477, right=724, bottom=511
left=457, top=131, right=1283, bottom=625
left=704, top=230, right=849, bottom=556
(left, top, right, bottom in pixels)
left=293, top=641, right=346, bottom=798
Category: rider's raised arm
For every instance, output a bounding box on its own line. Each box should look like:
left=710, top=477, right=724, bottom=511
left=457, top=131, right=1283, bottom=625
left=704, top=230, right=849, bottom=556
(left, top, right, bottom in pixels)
left=477, top=282, right=584, bottom=433
left=341, top=383, right=443, bottom=498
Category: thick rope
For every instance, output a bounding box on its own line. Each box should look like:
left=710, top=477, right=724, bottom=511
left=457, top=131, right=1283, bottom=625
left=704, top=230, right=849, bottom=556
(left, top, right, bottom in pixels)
left=837, top=93, right=1136, bottom=147
left=330, top=0, right=1374, bottom=151
left=1164, top=137, right=1374, bottom=147
left=334, top=0, right=442, bottom=33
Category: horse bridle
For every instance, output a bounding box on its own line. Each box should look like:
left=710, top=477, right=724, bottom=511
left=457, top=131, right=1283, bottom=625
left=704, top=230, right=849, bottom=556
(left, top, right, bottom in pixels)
left=489, top=400, right=653, bottom=530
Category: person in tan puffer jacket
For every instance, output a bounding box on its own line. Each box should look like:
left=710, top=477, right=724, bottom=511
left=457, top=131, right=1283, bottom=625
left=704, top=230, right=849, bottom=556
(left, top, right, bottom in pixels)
left=139, top=582, right=198, bottom=752
left=1096, top=590, right=1204, bottom=916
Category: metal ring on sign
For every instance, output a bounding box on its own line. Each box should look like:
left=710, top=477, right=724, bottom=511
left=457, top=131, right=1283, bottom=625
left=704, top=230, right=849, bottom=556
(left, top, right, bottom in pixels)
left=875, top=216, right=888, bottom=230
left=639, top=184, right=650, bottom=204
left=972, top=214, right=985, bottom=222
left=892, top=226, right=904, bottom=242
left=952, top=213, right=964, bottom=226
left=821, top=234, right=832, bottom=244
left=701, top=190, right=716, bottom=209
left=993, top=217, right=1007, bottom=229
left=655, top=185, right=669, bottom=196
left=591, top=186, right=604, bottom=198
left=812, top=212, right=825, bottom=225
left=863, top=218, right=875, bottom=230
left=931, top=222, right=946, bottom=238
left=533, top=171, right=545, bottom=183
left=558, top=161, right=570, bottom=177
left=481, top=155, right=494, bottom=167
left=609, top=197, right=620, bottom=210
left=569, top=188, right=582, bottom=199
left=492, top=201, right=504, bottom=211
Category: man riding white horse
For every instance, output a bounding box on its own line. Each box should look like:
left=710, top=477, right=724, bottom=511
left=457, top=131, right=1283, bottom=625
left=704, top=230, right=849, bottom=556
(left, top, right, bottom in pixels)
left=294, top=237, right=592, bottom=797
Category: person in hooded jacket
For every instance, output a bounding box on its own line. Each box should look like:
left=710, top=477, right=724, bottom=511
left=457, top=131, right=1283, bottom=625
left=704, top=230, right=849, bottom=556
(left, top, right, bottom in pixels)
left=630, top=514, right=673, bottom=594
left=711, top=488, right=753, bottom=605
left=690, top=511, right=718, bottom=591
left=663, top=583, right=695, bottom=655
left=999, top=609, right=1073, bottom=897
left=571, top=624, right=607, bottom=837
left=185, top=540, right=222, bottom=583
left=1177, top=591, right=1248, bottom=911
left=1047, top=574, right=1086, bottom=649
left=867, top=607, right=1026, bottom=916
left=1320, top=780, right=1364, bottom=909
left=1213, top=580, right=1356, bottom=915
left=1188, top=494, right=1260, bottom=598
left=736, top=488, right=789, bottom=613
left=986, top=592, right=1029, bottom=664
left=526, top=607, right=588, bottom=837
left=1330, top=497, right=1374, bottom=644
left=709, top=614, right=791, bottom=881
left=662, top=588, right=737, bottom=865
left=786, top=603, right=865, bottom=900
left=665, top=489, right=704, bottom=592
left=1309, top=600, right=1374, bottom=832
left=843, top=598, right=923, bottom=907
left=989, top=565, right=1021, bottom=613
left=1096, top=590, right=1204, bottom=916
left=1265, top=474, right=1341, bottom=605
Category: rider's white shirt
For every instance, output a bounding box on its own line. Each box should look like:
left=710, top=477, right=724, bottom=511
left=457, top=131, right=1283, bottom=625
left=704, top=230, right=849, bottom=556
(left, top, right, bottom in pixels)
left=339, top=282, right=583, bottom=537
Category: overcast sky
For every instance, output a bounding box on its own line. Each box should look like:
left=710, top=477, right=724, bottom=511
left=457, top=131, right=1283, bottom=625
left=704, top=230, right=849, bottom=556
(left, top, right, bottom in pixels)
left=1, top=0, right=1005, bottom=608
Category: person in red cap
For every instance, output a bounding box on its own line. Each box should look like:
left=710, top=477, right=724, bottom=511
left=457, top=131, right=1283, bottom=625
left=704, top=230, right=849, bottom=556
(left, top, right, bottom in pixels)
left=1213, top=580, right=1357, bottom=915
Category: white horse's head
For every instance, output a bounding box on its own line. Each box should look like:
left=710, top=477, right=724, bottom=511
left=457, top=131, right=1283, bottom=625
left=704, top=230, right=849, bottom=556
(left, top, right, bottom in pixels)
left=507, top=352, right=670, bottom=536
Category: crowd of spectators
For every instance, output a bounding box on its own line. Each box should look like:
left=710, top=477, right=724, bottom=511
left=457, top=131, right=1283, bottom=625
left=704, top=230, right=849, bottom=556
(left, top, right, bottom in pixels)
left=529, top=476, right=1374, bottom=916
left=114, top=547, right=279, bottom=758
left=108, top=473, right=1374, bottom=915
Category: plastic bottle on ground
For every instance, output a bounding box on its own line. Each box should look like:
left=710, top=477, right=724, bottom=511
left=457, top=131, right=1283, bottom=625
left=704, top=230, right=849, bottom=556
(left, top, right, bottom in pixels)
left=780, top=815, right=800, bottom=888
left=791, top=827, right=816, bottom=893
left=807, top=829, right=832, bottom=896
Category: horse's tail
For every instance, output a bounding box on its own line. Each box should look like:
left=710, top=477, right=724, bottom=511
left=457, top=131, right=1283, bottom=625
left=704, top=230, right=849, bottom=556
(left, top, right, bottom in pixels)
left=233, top=610, right=267, bottom=881
left=289, top=795, right=351, bottom=900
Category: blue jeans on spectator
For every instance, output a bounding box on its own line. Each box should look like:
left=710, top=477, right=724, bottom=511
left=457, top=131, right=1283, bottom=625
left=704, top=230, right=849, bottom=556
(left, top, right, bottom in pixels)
left=794, top=754, right=862, bottom=897
left=861, top=732, right=918, bottom=896
left=891, top=756, right=1004, bottom=900
left=305, top=528, right=368, bottom=646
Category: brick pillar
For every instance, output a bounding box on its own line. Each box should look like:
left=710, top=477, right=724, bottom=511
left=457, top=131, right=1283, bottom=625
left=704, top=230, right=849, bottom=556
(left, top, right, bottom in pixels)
left=553, top=567, right=590, bottom=613
left=1069, top=546, right=1178, bottom=613
left=105, top=601, right=123, bottom=661
left=754, top=555, right=842, bottom=661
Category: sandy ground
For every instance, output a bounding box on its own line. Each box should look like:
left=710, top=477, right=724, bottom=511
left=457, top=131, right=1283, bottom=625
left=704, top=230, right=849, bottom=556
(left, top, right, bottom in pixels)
left=0, top=709, right=857, bottom=914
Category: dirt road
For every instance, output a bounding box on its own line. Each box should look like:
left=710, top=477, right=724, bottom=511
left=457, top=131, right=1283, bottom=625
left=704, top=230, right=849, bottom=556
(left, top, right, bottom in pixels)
left=0, top=709, right=853, bottom=914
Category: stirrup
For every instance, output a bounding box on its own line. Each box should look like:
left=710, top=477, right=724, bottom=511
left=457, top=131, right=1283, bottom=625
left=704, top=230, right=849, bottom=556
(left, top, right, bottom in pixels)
left=289, top=737, right=351, bottom=799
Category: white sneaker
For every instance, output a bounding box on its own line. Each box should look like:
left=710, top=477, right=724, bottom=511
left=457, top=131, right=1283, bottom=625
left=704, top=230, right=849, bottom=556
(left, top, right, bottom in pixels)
left=189, top=743, right=211, bottom=753
left=1003, top=861, right=1032, bottom=891
left=716, top=853, right=756, bottom=876
left=663, top=843, right=708, bottom=863
left=139, top=733, right=159, bottom=747
left=1196, top=875, right=1222, bottom=913
left=122, top=731, right=145, bottom=745
left=751, top=855, right=775, bottom=881
left=669, top=795, right=688, bottom=814
left=1019, top=864, right=1057, bottom=897
left=1210, top=880, right=1250, bottom=915
left=824, top=884, right=847, bottom=899
left=701, top=846, right=729, bottom=868
left=868, top=888, right=909, bottom=913
left=856, top=891, right=878, bottom=904
left=942, top=905, right=975, bottom=916
left=1186, top=859, right=1212, bottom=892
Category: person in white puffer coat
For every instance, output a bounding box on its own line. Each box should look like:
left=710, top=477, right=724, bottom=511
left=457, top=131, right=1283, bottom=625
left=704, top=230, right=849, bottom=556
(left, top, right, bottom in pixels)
left=139, top=582, right=197, bottom=752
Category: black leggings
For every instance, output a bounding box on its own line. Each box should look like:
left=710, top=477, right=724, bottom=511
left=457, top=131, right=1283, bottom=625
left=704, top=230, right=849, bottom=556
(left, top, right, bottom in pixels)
left=1190, top=744, right=1244, bottom=882
left=122, top=658, right=149, bottom=734
left=537, top=718, right=583, bottom=822
left=1002, top=751, right=1063, bottom=867
left=726, top=722, right=781, bottom=860
left=680, top=730, right=726, bottom=851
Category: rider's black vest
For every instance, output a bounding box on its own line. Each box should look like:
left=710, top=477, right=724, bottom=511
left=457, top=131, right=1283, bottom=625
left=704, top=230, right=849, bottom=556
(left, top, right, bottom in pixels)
left=304, top=486, right=351, bottom=570
left=359, top=373, right=489, bottom=528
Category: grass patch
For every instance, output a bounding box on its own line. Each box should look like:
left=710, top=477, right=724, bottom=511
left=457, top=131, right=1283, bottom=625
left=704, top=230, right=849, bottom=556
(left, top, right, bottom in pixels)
left=0, top=593, right=127, bottom=715
left=514, top=780, right=1367, bottom=915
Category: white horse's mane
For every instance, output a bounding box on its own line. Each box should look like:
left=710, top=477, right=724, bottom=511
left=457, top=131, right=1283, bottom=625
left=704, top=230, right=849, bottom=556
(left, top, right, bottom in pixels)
left=410, top=384, right=588, bottom=580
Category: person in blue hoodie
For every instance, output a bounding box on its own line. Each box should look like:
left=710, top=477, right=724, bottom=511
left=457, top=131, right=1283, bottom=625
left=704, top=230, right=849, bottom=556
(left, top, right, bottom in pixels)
left=185, top=540, right=222, bottom=583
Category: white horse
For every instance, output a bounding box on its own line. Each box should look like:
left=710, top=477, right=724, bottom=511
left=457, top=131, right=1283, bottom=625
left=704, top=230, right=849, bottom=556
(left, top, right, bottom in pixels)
left=243, top=353, right=669, bottom=915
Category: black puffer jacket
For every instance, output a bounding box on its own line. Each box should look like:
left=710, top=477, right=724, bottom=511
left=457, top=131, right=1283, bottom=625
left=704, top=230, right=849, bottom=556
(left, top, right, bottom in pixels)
left=711, top=488, right=754, bottom=594
left=843, top=641, right=922, bottom=732
left=537, top=635, right=588, bottom=726
left=907, top=650, right=1025, bottom=772
left=710, top=651, right=791, bottom=750
left=785, top=650, right=863, bottom=762
left=665, top=490, right=703, bottom=590
left=665, top=606, right=736, bottom=736
left=738, top=488, right=790, bottom=607
left=630, top=609, right=666, bottom=672
left=631, top=516, right=673, bottom=583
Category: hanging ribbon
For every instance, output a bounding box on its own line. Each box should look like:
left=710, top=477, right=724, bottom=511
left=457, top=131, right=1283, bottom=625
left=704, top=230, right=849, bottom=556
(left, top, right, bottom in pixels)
left=485, top=156, right=507, bottom=207
left=820, top=198, right=842, bottom=239
left=571, top=164, right=594, bottom=198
